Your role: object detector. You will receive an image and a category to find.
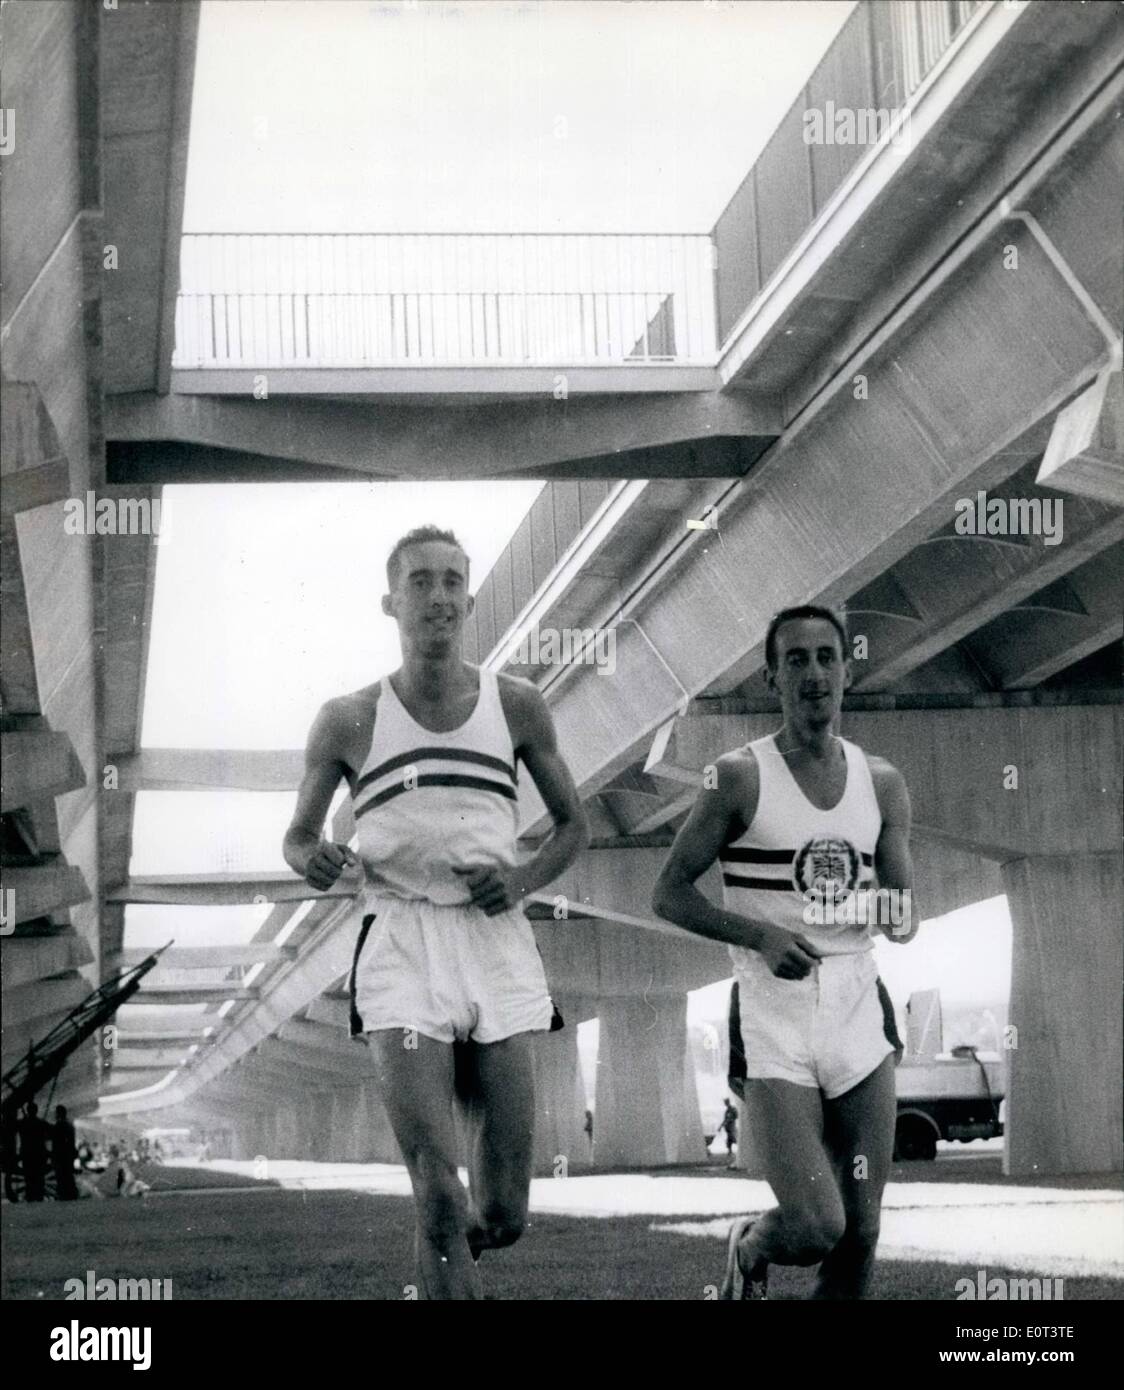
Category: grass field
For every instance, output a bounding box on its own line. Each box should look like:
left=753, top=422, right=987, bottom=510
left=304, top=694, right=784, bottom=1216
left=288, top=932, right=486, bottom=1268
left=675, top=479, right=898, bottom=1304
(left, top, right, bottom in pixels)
left=4, top=1182, right=1122, bottom=1300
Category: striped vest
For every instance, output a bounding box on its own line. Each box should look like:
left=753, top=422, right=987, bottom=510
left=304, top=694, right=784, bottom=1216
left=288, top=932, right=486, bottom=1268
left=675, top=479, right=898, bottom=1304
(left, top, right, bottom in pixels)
left=722, top=734, right=882, bottom=967
left=352, top=667, right=519, bottom=906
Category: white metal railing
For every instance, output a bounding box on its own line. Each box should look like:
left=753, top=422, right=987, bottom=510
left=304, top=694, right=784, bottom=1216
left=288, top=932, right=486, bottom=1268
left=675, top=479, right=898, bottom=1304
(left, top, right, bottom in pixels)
left=173, top=233, right=716, bottom=369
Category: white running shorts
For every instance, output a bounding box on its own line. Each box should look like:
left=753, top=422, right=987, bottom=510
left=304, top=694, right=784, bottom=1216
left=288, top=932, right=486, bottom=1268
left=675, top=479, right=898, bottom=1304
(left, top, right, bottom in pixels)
left=735, top=947, right=894, bottom=1099
left=349, top=895, right=560, bottom=1045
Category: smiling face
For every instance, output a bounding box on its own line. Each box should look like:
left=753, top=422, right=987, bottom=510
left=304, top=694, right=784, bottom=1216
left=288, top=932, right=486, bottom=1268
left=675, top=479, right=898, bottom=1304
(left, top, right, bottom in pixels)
left=382, top=539, right=473, bottom=659
left=766, top=615, right=851, bottom=731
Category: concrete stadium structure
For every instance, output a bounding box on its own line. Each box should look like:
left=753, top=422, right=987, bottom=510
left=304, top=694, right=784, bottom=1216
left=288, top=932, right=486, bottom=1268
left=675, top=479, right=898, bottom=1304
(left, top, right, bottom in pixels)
left=2, top=0, right=1121, bottom=1181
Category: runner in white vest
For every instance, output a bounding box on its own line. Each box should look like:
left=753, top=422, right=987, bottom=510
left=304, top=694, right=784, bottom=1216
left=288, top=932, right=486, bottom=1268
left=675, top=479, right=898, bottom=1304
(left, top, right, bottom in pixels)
left=284, top=527, right=587, bottom=1300
left=653, top=605, right=919, bottom=1300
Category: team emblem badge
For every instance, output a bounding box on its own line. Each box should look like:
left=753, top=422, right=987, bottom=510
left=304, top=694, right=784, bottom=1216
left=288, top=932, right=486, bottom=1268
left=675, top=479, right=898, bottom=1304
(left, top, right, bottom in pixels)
left=793, top=836, right=860, bottom=902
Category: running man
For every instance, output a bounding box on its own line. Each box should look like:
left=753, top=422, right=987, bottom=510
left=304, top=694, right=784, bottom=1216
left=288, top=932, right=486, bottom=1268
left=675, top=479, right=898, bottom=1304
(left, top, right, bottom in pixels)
left=284, top=525, right=588, bottom=1300
left=653, top=605, right=918, bottom=1300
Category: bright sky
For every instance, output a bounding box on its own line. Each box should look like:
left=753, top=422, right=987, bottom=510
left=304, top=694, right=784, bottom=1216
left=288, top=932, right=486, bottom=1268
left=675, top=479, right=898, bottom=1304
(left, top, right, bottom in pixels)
left=184, top=0, right=855, bottom=233
left=140, top=481, right=542, bottom=748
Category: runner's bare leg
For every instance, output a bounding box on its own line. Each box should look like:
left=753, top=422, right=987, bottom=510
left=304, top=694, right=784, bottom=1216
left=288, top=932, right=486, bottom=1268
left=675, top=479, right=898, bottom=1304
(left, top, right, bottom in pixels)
left=368, top=1030, right=481, bottom=1300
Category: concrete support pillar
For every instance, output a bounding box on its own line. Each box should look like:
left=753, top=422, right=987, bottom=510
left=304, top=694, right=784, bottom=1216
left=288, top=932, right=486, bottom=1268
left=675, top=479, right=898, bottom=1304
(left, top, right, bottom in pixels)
left=275, top=1102, right=302, bottom=1158
left=303, top=1092, right=333, bottom=1161
left=229, top=1116, right=260, bottom=1162
left=1002, top=852, right=1123, bottom=1176
left=328, top=1086, right=363, bottom=1162
left=531, top=1018, right=590, bottom=1175
left=251, top=1109, right=277, bottom=1162
left=593, top=994, right=705, bottom=1167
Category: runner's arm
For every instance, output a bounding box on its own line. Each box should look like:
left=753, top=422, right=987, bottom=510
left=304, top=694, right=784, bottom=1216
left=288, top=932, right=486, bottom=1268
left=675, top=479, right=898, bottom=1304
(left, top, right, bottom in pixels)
left=652, top=757, right=789, bottom=953
left=507, top=683, right=588, bottom=898
left=871, top=761, right=920, bottom=943
left=283, top=702, right=356, bottom=889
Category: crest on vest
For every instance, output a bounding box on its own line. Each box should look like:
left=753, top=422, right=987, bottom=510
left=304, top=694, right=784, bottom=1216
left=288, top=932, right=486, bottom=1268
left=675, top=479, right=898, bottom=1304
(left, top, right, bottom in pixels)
left=793, top=836, right=860, bottom=902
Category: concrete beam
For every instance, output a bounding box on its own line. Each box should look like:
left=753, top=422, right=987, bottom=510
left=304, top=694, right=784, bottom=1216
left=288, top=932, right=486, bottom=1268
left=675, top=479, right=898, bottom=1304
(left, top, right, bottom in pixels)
left=969, top=545, right=1124, bottom=688
left=109, top=1059, right=184, bottom=1072
left=1038, top=369, right=1124, bottom=507
left=534, top=848, right=732, bottom=999
left=112, top=944, right=294, bottom=969
left=101, top=0, right=200, bottom=394
left=167, top=364, right=722, bottom=399
left=98, top=896, right=363, bottom=1114
left=110, top=1013, right=216, bottom=1038
left=104, top=389, right=779, bottom=482
left=113, top=1033, right=208, bottom=1050
left=105, top=873, right=358, bottom=906
left=3, top=798, right=64, bottom=862
left=114, top=748, right=304, bottom=792
left=851, top=480, right=1124, bottom=692
left=649, top=706, right=1122, bottom=860
left=132, top=986, right=257, bottom=1005
left=0, top=861, right=91, bottom=926
left=1, top=1010, right=74, bottom=1064
left=0, top=380, right=72, bottom=517
left=1, top=730, right=87, bottom=811
left=103, top=1069, right=175, bottom=1088
left=0, top=930, right=94, bottom=988
left=515, top=220, right=1114, bottom=834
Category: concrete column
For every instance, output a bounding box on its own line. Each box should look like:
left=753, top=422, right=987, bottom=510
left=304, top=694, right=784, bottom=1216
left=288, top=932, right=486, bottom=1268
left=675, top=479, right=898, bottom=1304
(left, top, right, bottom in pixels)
left=1002, top=852, right=1123, bottom=1176
left=594, top=994, right=705, bottom=1167
left=275, top=1102, right=302, bottom=1158
left=328, top=1086, right=363, bottom=1162
left=229, top=1117, right=259, bottom=1162
left=249, top=1109, right=277, bottom=1163
left=531, top=1020, right=590, bottom=1175
left=304, top=1092, right=333, bottom=1161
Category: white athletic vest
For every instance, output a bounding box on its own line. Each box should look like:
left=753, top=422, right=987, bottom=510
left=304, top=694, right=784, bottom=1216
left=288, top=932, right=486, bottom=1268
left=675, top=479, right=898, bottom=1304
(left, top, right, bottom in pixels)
left=722, top=734, right=882, bottom=969
left=352, top=668, right=520, bottom=906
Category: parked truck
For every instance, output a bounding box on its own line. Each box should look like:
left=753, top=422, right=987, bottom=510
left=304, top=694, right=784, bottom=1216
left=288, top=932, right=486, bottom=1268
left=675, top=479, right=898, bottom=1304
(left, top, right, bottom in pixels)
left=894, top=1045, right=1004, bottom=1160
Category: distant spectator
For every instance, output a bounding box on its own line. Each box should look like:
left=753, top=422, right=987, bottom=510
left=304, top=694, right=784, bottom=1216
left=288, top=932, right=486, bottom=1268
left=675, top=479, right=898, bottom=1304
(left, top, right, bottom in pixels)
left=717, top=1096, right=739, bottom=1168
left=18, top=1102, right=49, bottom=1202
left=583, top=1109, right=593, bottom=1146
left=2, top=1111, right=19, bottom=1201
left=52, top=1106, right=79, bottom=1200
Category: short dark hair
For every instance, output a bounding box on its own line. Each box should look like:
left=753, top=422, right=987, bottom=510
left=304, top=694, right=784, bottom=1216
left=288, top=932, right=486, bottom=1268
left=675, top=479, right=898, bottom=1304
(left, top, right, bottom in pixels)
left=765, top=605, right=848, bottom=669
left=386, top=525, right=469, bottom=590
